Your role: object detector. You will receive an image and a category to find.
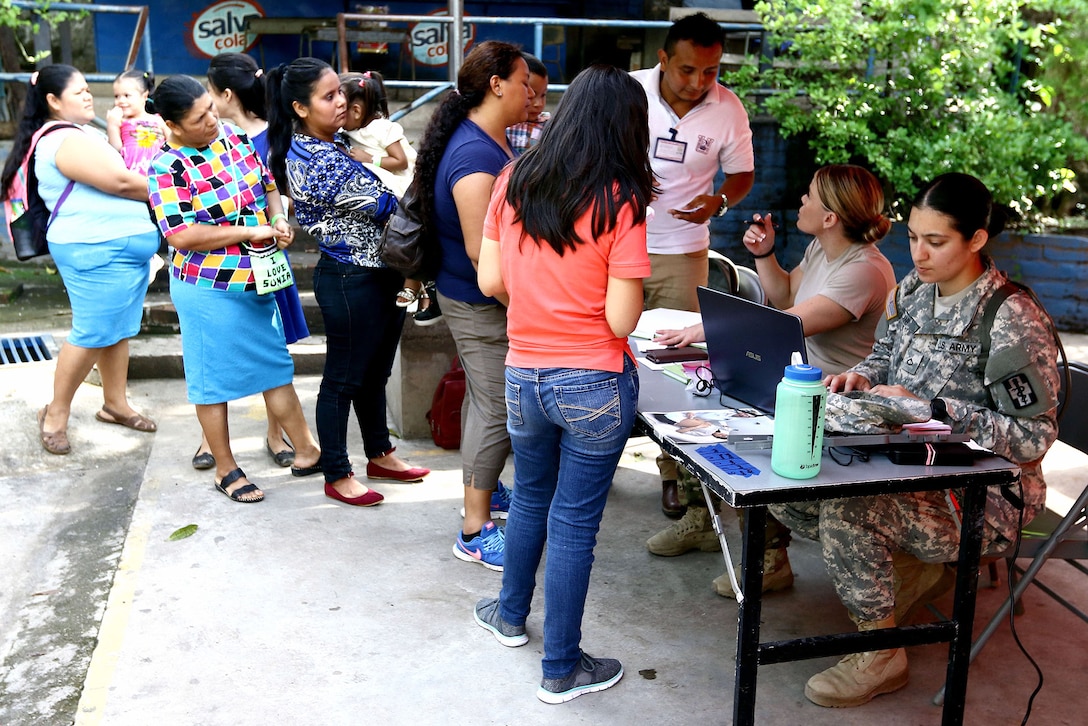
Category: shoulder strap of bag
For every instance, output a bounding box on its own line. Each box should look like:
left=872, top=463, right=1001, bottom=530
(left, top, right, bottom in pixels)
left=28, top=122, right=81, bottom=228
left=977, top=280, right=1024, bottom=373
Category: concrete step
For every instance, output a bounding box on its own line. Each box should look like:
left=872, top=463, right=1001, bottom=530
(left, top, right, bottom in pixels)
left=127, top=308, right=457, bottom=441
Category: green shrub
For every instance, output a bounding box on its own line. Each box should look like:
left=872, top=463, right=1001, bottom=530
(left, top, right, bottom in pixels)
left=736, top=0, right=1088, bottom=226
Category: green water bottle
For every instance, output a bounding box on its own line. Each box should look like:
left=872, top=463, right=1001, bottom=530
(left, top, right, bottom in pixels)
left=770, top=358, right=827, bottom=479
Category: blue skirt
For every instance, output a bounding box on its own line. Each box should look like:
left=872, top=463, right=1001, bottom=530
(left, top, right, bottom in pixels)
left=49, top=231, right=160, bottom=348
left=273, top=249, right=310, bottom=344
left=170, top=277, right=295, bottom=405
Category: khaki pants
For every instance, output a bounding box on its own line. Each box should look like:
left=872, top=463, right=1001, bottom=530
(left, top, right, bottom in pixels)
left=644, top=249, right=710, bottom=490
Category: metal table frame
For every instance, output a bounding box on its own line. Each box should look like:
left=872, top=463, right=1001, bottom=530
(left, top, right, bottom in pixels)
left=636, top=361, right=1019, bottom=725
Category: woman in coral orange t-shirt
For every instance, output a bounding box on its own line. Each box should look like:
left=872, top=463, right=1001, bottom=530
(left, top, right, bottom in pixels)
left=471, top=64, right=655, bottom=704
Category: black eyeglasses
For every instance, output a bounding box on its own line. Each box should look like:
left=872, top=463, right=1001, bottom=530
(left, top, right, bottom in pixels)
left=828, top=446, right=871, bottom=466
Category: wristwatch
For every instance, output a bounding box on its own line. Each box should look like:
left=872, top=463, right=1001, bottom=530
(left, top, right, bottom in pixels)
left=715, top=193, right=729, bottom=217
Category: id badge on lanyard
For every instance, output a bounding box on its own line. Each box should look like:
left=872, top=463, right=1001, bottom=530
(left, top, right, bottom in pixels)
left=654, top=127, right=687, bottom=163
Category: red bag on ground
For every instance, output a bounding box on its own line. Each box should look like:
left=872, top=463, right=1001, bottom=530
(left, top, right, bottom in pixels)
left=427, top=356, right=465, bottom=449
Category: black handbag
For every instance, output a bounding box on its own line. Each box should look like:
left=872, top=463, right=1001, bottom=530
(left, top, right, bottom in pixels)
left=378, top=179, right=441, bottom=279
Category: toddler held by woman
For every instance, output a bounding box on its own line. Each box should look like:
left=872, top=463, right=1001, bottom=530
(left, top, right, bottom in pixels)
left=339, top=71, right=440, bottom=326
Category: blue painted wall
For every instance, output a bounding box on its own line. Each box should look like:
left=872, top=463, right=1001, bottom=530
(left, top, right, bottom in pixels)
left=93, top=1, right=642, bottom=77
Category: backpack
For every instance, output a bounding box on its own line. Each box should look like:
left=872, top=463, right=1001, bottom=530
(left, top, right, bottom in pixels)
left=3, top=122, right=79, bottom=260
left=426, top=356, right=466, bottom=449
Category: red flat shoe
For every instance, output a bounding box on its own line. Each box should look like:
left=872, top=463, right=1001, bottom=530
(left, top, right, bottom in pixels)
left=366, top=460, right=431, bottom=483
left=324, top=482, right=384, bottom=507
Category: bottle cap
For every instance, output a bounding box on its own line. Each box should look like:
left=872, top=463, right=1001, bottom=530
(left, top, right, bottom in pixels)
left=783, top=363, right=823, bottom=382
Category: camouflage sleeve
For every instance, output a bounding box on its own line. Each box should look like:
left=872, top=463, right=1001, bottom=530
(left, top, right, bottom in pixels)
left=934, top=295, right=1059, bottom=464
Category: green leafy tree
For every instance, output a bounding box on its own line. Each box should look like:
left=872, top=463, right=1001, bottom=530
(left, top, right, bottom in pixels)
left=741, top=0, right=1088, bottom=225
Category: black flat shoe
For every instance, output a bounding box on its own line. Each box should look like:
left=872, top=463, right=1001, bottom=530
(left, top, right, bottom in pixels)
left=291, top=462, right=323, bottom=478
left=266, top=437, right=295, bottom=467
left=192, top=448, right=215, bottom=470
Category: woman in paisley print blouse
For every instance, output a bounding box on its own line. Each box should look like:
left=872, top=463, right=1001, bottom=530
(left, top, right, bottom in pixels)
left=266, top=58, right=430, bottom=508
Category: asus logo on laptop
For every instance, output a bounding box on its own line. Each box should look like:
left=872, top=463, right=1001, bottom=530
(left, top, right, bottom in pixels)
left=745, top=351, right=761, bottom=362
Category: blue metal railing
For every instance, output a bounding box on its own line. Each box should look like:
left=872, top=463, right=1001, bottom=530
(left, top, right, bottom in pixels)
left=332, top=12, right=766, bottom=121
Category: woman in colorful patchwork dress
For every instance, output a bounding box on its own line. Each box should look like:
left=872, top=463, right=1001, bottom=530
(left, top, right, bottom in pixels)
left=266, top=58, right=430, bottom=508
left=147, top=75, right=320, bottom=503
left=184, top=51, right=312, bottom=472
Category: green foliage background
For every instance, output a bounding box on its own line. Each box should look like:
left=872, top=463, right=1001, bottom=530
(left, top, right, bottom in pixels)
left=730, top=0, right=1088, bottom=226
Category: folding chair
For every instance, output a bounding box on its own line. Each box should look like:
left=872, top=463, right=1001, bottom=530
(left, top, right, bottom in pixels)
left=707, top=250, right=766, bottom=305
left=934, top=359, right=1088, bottom=704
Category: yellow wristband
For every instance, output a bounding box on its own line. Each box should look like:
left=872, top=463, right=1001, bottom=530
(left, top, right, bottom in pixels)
left=269, top=213, right=286, bottom=226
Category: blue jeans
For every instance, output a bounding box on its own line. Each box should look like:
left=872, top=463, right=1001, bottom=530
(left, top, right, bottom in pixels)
left=498, top=356, right=639, bottom=679
left=312, top=256, right=405, bottom=483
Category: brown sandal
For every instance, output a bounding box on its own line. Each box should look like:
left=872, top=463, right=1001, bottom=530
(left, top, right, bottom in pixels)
left=38, top=405, right=71, bottom=455
left=95, top=405, right=157, bottom=432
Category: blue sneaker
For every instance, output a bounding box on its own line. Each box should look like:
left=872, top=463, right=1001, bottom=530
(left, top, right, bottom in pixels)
left=460, top=480, right=512, bottom=520
left=453, top=520, right=505, bottom=571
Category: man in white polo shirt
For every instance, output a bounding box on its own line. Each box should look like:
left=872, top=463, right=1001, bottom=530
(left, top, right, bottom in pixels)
left=632, top=12, right=756, bottom=527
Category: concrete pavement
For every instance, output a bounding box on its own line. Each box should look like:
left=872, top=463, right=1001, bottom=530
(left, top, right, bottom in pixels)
left=1, top=336, right=1087, bottom=724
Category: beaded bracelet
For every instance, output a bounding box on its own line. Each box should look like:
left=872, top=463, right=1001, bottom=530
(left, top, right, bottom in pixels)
left=752, top=247, right=776, bottom=259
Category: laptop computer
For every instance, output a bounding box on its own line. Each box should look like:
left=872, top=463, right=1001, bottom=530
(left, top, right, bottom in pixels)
left=697, top=286, right=808, bottom=414
left=697, top=286, right=971, bottom=451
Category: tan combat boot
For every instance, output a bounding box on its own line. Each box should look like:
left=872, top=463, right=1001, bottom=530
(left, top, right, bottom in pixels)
left=646, top=505, right=721, bottom=556
left=712, top=547, right=795, bottom=598
left=804, top=616, right=909, bottom=708
left=892, top=551, right=956, bottom=625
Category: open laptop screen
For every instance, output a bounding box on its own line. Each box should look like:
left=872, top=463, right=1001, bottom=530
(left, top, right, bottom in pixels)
left=697, top=286, right=808, bottom=414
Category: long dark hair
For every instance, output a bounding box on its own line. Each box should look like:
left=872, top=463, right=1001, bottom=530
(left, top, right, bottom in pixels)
left=265, top=57, right=333, bottom=192
left=505, top=65, right=655, bottom=256
left=1, top=64, right=80, bottom=199
left=913, top=172, right=1007, bottom=239
left=207, top=52, right=266, bottom=120
left=414, top=40, right=524, bottom=236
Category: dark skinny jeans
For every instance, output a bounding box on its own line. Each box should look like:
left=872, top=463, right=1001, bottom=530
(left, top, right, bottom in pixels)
left=312, top=255, right=405, bottom=483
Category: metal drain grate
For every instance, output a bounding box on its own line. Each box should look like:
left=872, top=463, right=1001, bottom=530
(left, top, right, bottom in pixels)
left=0, top=334, right=56, bottom=366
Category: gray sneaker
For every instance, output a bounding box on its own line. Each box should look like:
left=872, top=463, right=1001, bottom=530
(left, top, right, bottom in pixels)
left=537, top=652, right=623, bottom=704
left=473, top=597, right=528, bottom=647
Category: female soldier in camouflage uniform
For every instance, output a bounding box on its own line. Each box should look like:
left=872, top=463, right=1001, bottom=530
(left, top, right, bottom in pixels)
left=772, top=172, right=1061, bottom=708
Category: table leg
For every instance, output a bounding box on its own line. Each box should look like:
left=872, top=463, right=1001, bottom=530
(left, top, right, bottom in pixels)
left=733, top=504, right=768, bottom=726
left=941, top=482, right=987, bottom=725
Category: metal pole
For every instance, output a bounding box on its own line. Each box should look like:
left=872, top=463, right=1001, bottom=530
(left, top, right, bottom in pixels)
left=449, top=0, right=463, bottom=84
